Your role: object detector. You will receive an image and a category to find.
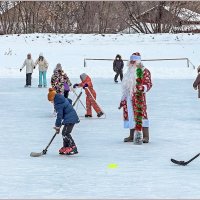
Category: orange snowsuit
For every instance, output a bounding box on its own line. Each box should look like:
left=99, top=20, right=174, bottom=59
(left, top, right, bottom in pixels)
left=78, top=75, right=101, bottom=116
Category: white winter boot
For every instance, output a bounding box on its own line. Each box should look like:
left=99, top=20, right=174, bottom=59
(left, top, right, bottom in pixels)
left=133, top=130, right=143, bottom=145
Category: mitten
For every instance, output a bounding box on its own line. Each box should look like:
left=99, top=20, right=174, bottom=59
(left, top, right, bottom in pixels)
left=20, top=69, right=22, bottom=72
left=73, top=83, right=79, bottom=88
left=118, top=102, right=123, bottom=109
left=54, top=127, right=60, bottom=134
left=83, top=83, right=88, bottom=89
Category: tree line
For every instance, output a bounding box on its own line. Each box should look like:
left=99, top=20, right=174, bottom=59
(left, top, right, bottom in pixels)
left=0, top=1, right=200, bottom=34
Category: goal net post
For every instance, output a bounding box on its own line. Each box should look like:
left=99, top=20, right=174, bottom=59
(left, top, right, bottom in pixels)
left=84, top=57, right=196, bottom=69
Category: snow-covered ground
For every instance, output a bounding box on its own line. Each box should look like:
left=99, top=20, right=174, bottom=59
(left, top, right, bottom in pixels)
left=0, top=33, right=199, bottom=79
left=0, top=33, right=200, bottom=198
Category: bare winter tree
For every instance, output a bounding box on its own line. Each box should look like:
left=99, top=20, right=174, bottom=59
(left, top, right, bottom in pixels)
left=0, top=1, right=200, bottom=34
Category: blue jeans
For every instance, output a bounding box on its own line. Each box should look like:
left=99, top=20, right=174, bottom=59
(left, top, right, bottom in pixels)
left=39, top=71, right=47, bottom=86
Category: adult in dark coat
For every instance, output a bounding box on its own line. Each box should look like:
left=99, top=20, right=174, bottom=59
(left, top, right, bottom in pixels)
left=193, top=66, right=200, bottom=98
left=113, top=54, right=124, bottom=83
left=48, top=89, right=80, bottom=155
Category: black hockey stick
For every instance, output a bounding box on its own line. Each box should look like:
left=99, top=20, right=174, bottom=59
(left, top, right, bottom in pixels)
left=72, top=89, right=86, bottom=110
left=171, top=153, right=200, bottom=166
left=30, top=132, right=57, bottom=157
left=72, top=91, right=82, bottom=107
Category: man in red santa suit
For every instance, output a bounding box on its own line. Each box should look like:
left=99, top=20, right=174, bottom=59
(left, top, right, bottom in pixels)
left=119, top=52, right=152, bottom=143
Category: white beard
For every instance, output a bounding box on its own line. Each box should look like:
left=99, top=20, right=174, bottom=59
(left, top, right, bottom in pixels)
left=121, top=64, right=136, bottom=99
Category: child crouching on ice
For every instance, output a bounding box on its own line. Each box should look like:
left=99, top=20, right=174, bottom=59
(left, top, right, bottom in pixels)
left=48, top=88, right=80, bottom=155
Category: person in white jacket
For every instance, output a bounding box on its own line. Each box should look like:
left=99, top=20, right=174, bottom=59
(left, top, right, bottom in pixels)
left=35, top=53, right=48, bottom=88
left=20, top=53, right=35, bottom=87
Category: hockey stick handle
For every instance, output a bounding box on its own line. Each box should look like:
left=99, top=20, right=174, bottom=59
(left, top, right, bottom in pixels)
left=42, top=133, right=57, bottom=154
left=85, top=88, right=105, bottom=114
left=198, top=84, right=200, bottom=98
left=186, top=153, right=200, bottom=164
left=72, top=91, right=82, bottom=107
left=71, top=89, right=86, bottom=111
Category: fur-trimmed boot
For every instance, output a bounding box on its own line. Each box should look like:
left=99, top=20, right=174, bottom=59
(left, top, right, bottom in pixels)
left=142, top=127, right=149, bottom=143
left=124, top=129, right=134, bottom=142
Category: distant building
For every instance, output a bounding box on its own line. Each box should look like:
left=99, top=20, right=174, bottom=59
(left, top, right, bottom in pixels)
left=123, top=5, right=200, bottom=33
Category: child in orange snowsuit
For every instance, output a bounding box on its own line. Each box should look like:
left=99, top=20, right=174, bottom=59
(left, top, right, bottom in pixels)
left=73, top=73, right=104, bottom=118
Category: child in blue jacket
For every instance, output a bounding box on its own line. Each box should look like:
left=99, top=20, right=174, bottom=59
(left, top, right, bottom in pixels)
left=48, top=88, right=80, bottom=155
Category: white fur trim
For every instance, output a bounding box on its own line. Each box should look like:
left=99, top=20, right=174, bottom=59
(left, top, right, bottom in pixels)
left=142, top=119, right=149, bottom=127
left=143, top=85, right=148, bottom=93
left=123, top=95, right=135, bottom=129
left=123, top=95, right=149, bottom=128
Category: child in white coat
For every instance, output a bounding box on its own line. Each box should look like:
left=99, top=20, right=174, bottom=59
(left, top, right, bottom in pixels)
left=20, top=53, right=35, bottom=87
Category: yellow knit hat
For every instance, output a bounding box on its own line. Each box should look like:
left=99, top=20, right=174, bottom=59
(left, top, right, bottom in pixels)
left=48, top=88, right=56, bottom=102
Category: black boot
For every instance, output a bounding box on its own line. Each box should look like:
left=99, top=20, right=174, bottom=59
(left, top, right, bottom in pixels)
left=97, top=111, right=104, bottom=118
left=85, top=114, right=92, bottom=117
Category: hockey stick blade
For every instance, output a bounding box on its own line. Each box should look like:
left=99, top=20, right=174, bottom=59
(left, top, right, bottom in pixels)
left=171, top=158, right=187, bottom=166
left=171, top=153, right=200, bottom=166
left=30, top=149, right=47, bottom=157
left=30, top=152, right=43, bottom=157
left=30, top=133, right=57, bottom=157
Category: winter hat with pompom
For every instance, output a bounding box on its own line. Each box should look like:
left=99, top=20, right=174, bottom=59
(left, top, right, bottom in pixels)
left=80, top=73, right=87, bottom=81
left=56, top=63, right=62, bottom=70
left=48, top=88, right=56, bottom=102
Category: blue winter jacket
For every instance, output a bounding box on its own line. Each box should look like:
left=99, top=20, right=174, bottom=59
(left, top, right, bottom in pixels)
left=54, top=94, right=80, bottom=127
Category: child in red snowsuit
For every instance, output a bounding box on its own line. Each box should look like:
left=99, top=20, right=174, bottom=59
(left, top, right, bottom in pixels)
left=73, top=73, right=104, bottom=118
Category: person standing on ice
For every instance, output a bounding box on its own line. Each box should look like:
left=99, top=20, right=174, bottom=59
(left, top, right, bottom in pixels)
left=193, top=65, right=200, bottom=98
left=48, top=88, right=79, bottom=155
left=35, top=53, right=48, bottom=88
left=113, top=54, right=124, bottom=83
left=51, top=63, right=72, bottom=98
left=119, top=52, right=152, bottom=143
left=73, top=73, right=104, bottom=118
left=20, top=53, right=35, bottom=87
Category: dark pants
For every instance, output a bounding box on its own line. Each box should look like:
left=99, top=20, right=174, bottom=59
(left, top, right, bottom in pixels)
left=26, top=73, right=32, bottom=86
left=114, top=70, right=123, bottom=82
left=62, top=124, right=76, bottom=147
left=64, top=90, right=69, bottom=98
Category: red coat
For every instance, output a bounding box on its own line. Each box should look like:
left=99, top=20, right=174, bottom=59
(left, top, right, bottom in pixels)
left=121, top=68, right=152, bottom=121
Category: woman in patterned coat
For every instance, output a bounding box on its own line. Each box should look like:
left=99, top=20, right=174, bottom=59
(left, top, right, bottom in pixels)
left=119, top=52, right=152, bottom=143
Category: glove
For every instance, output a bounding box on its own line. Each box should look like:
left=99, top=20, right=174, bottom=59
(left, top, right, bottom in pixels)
left=73, top=83, right=79, bottom=88
left=53, top=127, right=60, bottom=134
left=118, top=101, right=123, bottom=109
left=83, top=83, right=88, bottom=89
left=34, top=66, right=36, bottom=69
left=20, top=69, right=22, bottom=72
